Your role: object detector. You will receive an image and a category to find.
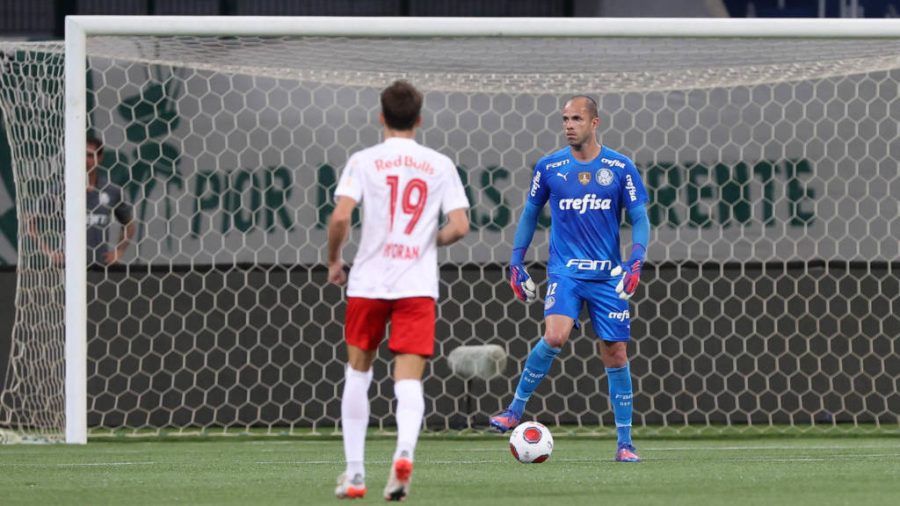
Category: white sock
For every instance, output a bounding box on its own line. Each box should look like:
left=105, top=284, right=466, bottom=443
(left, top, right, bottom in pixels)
left=393, top=379, right=424, bottom=462
left=341, top=366, right=373, bottom=480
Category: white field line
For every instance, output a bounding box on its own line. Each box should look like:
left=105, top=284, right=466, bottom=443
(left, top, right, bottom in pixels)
left=435, top=444, right=899, bottom=452
left=0, top=461, right=157, bottom=467
left=3, top=444, right=898, bottom=468
left=645, top=444, right=900, bottom=451
left=5, top=451, right=900, bottom=468
left=257, top=459, right=504, bottom=465
left=255, top=453, right=900, bottom=466
left=0, top=448, right=160, bottom=456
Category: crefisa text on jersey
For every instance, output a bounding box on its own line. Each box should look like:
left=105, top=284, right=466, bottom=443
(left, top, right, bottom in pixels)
left=625, top=174, right=638, bottom=202
left=557, top=193, right=612, bottom=213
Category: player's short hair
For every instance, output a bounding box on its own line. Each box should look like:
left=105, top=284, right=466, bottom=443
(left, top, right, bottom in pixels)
left=569, top=95, right=599, bottom=119
left=381, top=80, right=423, bottom=131
left=86, top=135, right=104, bottom=155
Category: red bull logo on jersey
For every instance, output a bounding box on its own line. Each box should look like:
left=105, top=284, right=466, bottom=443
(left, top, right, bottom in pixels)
left=558, top=194, right=611, bottom=213
left=374, top=155, right=435, bottom=175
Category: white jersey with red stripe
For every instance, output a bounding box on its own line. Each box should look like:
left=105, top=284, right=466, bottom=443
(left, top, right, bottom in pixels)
left=335, top=137, right=470, bottom=299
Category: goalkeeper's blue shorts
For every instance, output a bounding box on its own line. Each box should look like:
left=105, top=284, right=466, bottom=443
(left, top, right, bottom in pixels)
left=543, top=274, right=631, bottom=342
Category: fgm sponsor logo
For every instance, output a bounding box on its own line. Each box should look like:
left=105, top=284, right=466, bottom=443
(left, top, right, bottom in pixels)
left=546, top=159, right=569, bottom=170
left=566, top=258, right=613, bottom=271
left=87, top=214, right=110, bottom=226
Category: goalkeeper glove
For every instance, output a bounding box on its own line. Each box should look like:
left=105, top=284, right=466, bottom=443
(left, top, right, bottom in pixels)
left=509, top=264, right=537, bottom=303
left=611, top=245, right=646, bottom=300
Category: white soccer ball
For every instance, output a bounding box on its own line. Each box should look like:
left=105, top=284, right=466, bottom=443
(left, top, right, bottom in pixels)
left=508, top=421, right=553, bottom=463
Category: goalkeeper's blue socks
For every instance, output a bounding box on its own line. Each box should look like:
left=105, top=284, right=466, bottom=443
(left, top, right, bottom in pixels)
left=606, top=363, right=634, bottom=446
left=509, top=337, right=561, bottom=417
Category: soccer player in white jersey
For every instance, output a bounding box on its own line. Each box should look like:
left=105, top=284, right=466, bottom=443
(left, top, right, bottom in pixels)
left=328, top=80, right=470, bottom=501
left=490, top=96, right=651, bottom=463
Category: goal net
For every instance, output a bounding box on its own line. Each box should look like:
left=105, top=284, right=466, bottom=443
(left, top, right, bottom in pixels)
left=1, top=18, right=898, bottom=441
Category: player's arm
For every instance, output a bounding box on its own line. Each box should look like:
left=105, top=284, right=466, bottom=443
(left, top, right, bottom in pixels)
left=437, top=208, right=469, bottom=246
left=328, top=155, right=363, bottom=285
left=327, top=196, right=358, bottom=285
left=107, top=201, right=135, bottom=264
left=508, top=201, right=542, bottom=303
left=612, top=161, right=651, bottom=300
left=613, top=203, right=650, bottom=300
left=26, top=212, right=63, bottom=265
left=105, top=220, right=135, bottom=264
left=509, top=160, right=549, bottom=304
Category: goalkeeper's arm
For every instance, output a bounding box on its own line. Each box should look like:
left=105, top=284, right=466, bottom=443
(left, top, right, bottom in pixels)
left=508, top=202, right=542, bottom=303
left=613, top=204, right=650, bottom=299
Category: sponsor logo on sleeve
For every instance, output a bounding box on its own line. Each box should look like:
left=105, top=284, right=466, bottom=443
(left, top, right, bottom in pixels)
left=530, top=171, right=542, bottom=197
left=625, top=174, right=638, bottom=202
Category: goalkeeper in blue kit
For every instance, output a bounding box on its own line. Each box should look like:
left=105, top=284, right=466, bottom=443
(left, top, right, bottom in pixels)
left=490, top=96, right=651, bottom=463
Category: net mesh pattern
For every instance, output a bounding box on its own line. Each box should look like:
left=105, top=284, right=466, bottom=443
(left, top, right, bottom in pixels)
left=0, top=35, right=898, bottom=439
left=0, top=44, right=66, bottom=441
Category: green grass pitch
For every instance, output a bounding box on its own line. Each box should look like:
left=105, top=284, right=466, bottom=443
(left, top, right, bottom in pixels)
left=2, top=435, right=899, bottom=505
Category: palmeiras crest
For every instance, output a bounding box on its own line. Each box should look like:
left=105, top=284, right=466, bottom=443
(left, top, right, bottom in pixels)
left=596, top=168, right=614, bottom=186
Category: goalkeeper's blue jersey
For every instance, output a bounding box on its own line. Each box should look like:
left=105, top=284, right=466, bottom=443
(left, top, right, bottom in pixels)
left=527, top=145, right=648, bottom=280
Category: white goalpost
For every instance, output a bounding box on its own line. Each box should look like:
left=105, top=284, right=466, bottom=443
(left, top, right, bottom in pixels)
left=0, top=16, right=896, bottom=443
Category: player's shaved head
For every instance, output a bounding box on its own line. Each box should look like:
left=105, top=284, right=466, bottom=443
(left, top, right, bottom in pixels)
left=567, top=95, right=599, bottom=119
left=381, top=80, right=423, bottom=131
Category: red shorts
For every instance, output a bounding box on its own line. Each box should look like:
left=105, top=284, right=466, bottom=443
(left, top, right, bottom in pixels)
left=345, top=297, right=436, bottom=357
